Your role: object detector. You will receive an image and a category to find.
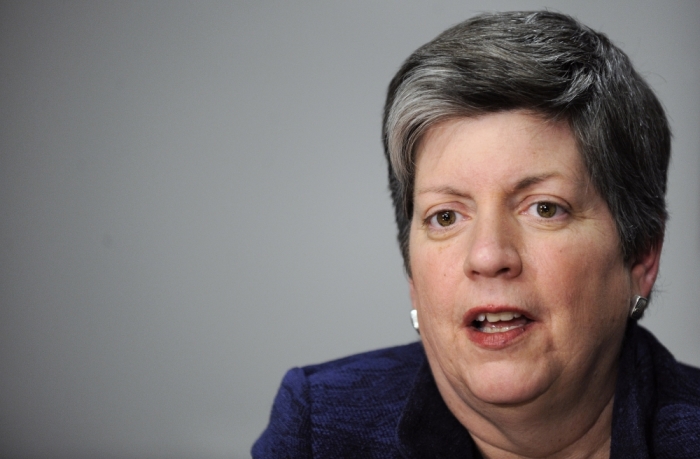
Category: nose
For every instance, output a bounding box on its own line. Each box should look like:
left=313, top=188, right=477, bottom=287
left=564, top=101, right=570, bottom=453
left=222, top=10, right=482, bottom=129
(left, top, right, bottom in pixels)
left=463, top=212, right=522, bottom=280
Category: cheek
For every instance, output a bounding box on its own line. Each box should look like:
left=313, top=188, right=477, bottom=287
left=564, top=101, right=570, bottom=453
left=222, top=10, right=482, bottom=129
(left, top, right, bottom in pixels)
left=410, top=238, right=463, bottom=297
left=409, top=242, right=461, bottom=325
left=531, top=239, right=630, bottom=325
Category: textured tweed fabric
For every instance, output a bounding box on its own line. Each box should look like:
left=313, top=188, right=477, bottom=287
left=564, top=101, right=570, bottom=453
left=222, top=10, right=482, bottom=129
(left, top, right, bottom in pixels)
left=253, top=323, right=700, bottom=458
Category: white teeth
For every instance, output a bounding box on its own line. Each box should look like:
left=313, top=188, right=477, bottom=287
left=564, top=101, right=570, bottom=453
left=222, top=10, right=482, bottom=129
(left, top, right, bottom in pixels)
left=486, top=313, right=500, bottom=322
left=481, top=323, right=523, bottom=333
left=474, top=311, right=527, bottom=333
left=482, top=312, right=519, bottom=323
left=500, top=312, right=514, bottom=321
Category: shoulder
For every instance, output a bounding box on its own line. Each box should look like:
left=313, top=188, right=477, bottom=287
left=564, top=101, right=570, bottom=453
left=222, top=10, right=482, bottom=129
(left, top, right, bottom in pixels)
left=252, top=342, right=425, bottom=458
left=634, top=326, right=700, bottom=406
left=634, top=326, right=700, bottom=454
left=652, top=363, right=700, bottom=458
left=301, top=341, right=425, bottom=389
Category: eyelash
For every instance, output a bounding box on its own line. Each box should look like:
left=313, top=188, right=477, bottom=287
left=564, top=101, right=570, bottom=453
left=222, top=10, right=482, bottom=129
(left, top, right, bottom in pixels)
left=423, top=201, right=568, bottom=230
left=425, top=210, right=464, bottom=229
left=525, top=201, right=568, bottom=220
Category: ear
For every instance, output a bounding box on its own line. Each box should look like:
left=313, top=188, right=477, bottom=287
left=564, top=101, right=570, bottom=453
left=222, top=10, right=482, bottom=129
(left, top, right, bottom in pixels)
left=408, top=277, right=417, bottom=307
left=630, top=241, right=662, bottom=298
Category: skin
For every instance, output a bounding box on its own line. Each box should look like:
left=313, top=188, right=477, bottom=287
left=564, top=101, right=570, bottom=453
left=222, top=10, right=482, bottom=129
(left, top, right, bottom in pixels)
left=408, top=111, right=661, bottom=458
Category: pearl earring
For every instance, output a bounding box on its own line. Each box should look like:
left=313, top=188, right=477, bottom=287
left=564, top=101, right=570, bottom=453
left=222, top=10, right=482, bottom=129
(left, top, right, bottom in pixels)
left=410, top=309, right=419, bottom=332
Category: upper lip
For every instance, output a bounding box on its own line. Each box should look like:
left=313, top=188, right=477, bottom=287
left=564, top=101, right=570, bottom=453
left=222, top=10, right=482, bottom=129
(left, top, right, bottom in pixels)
left=463, top=305, right=535, bottom=325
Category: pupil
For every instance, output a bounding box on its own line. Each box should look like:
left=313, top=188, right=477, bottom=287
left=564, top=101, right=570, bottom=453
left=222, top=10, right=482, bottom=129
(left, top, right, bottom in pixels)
left=538, top=203, right=556, bottom=218
left=439, top=211, right=455, bottom=226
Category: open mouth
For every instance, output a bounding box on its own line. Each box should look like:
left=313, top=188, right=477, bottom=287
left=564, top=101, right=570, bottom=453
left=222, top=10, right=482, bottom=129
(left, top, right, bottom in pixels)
left=471, top=312, right=532, bottom=334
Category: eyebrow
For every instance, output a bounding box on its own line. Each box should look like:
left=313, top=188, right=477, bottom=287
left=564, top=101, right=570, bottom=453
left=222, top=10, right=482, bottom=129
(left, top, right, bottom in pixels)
left=414, top=185, right=471, bottom=198
left=415, top=173, right=562, bottom=197
left=511, top=173, right=561, bottom=193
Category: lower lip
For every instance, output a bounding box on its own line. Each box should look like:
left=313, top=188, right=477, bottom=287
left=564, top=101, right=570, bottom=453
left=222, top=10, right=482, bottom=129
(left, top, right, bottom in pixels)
left=465, top=322, right=534, bottom=349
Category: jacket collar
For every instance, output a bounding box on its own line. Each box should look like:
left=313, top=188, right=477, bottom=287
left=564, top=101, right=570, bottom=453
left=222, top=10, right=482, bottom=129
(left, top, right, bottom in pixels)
left=610, top=321, right=654, bottom=458
left=396, top=357, right=481, bottom=458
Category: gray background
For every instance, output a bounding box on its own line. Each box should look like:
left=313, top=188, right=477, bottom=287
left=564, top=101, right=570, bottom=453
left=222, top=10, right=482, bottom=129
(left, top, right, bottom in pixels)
left=1, top=1, right=698, bottom=458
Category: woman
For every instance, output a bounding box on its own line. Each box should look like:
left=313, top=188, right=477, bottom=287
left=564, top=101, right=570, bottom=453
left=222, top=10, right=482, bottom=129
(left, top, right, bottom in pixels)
left=253, top=11, right=700, bottom=458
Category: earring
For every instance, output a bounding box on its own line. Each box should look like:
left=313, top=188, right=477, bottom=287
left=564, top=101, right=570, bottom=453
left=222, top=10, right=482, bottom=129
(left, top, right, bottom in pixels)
left=629, top=295, right=648, bottom=320
left=410, top=309, right=419, bottom=332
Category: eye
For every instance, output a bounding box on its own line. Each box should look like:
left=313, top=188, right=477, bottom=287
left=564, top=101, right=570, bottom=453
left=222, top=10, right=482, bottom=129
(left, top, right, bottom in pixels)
left=537, top=202, right=557, bottom=218
left=529, top=201, right=564, bottom=219
left=429, top=210, right=459, bottom=227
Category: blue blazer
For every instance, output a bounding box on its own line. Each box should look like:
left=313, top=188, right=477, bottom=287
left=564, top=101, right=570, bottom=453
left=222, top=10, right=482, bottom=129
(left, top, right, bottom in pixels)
left=253, top=323, right=700, bottom=458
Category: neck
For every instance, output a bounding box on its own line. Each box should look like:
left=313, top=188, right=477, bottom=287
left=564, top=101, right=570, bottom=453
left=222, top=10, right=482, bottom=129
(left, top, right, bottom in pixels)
left=434, top=370, right=616, bottom=459
left=474, top=396, right=613, bottom=459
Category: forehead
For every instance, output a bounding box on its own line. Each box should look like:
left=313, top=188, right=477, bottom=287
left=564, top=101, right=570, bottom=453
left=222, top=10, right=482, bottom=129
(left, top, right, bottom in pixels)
left=414, top=112, right=586, bottom=191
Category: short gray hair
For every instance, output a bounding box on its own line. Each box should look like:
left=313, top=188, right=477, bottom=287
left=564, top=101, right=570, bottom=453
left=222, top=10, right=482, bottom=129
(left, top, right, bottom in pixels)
left=382, top=11, right=670, bottom=275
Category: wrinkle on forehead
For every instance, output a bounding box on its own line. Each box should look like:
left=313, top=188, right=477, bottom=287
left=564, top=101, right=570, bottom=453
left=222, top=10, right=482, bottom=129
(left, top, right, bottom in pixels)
left=415, top=116, right=590, bottom=193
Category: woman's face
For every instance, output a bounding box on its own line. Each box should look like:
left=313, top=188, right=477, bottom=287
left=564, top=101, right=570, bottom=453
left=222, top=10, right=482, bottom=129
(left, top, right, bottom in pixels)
left=409, top=112, right=653, bottom=414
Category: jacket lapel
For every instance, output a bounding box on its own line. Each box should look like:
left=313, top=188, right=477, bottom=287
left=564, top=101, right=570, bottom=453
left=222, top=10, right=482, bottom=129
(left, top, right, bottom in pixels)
left=396, top=359, right=480, bottom=458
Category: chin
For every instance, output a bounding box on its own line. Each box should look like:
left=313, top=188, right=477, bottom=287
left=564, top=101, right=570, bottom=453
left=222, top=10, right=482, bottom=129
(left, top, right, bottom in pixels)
left=460, top=360, right=551, bottom=406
